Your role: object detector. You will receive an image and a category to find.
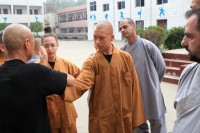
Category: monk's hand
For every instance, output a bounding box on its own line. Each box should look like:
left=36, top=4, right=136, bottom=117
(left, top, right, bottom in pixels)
left=38, top=46, right=48, bottom=66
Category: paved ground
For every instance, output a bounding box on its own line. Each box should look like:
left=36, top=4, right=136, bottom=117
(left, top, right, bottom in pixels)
left=57, top=40, right=178, bottom=133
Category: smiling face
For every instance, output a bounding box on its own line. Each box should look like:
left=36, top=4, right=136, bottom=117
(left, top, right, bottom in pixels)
left=43, top=36, right=58, bottom=62
left=181, top=14, right=200, bottom=62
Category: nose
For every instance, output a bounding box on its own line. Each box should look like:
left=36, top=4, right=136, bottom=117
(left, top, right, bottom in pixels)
left=94, top=38, right=100, bottom=44
left=181, top=36, right=188, bottom=47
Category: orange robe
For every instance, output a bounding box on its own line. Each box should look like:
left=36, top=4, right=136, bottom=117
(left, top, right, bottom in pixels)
left=0, top=55, right=6, bottom=65
left=65, top=46, right=145, bottom=133
left=46, top=56, right=80, bottom=133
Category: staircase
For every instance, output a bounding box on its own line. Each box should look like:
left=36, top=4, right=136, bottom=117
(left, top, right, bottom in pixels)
left=162, top=48, right=193, bottom=84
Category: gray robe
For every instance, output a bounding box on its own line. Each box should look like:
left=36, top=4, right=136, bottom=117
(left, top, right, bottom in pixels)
left=173, top=63, right=200, bottom=133
left=121, top=36, right=166, bottom=119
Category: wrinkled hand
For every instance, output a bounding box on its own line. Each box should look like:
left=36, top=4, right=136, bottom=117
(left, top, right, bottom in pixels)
left=38, top=46, right=48, bottom=66
left=66, top=74, right=75, bottom=87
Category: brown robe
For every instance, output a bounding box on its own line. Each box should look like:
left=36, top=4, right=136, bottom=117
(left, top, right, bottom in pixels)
left=46, top=56, right=80, bottom=133
left=65, top=46, right=146, bottom=133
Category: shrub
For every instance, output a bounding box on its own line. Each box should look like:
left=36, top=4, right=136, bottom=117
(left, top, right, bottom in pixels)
left=142, top=26, right=167, bottom=49
left=136, top=28, right=144, bottom=37
left=142, top=29, right=163, bottom=48
left=164, top=26, right=184, bottom=50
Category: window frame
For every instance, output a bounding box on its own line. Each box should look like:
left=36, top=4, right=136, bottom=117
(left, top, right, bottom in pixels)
left=90, top=1, right=96, bottom=11
left=136, top=0, right=145, bottom=7
left=157, top=0, right=168, bottom=5
left=103, top=3, right=109, bottom=11
left=135, top=20, right=144, bottom=30
left=157, top=19, right=167, bottom=30
left=118, top=1, right=125, bottom=10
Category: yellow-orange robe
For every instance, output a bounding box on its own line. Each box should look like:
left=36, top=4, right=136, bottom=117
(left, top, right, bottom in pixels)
left=65, top=46, right=145, bottom=133
left=46, top=56, right=80, bottom=133
left=0, top=55, right=6, bottom=65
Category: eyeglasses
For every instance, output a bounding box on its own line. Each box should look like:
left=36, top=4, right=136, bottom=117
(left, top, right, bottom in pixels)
left=43, top=44, right=58, bottom=49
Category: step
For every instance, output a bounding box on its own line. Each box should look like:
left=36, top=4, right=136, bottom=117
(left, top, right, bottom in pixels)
left=165, top=66, right=180, bottom=76
left=162, top=49, right=189, bottom=60
left=164, top=59, right=193, bottom=68
left=162, top=74, right=179, bottom=84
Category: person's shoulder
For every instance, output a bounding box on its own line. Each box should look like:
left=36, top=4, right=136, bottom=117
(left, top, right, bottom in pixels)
left=183, top=62, right=199, bottom=72
left=118, top=49, right=132, bottom=59
left=141, top=38, right=157, bottom=47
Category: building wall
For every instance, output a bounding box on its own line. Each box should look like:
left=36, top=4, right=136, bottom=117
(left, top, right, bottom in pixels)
left=87, top=0, right=191, bottom=40
left=56, top=4, right=88, bottom=39
left=0, top=0, right=44, bottom=26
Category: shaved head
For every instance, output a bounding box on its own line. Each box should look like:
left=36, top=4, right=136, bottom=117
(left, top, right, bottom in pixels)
left=3, top=24, right=33, bottom=52
left=191, top=0, right=200, bottom=9
left=95, top=21, right=113, bottom=34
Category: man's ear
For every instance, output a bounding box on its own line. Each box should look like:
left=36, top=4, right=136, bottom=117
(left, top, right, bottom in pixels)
left=111, top=34, right=114, bottom=41
left=24, top=38, right=30, bottom=50
left=0, top=44, right=6, bottom=52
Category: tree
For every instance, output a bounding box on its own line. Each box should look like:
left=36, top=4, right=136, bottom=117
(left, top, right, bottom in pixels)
left=29, top=21, right=43, bottom=37
left=0, top=23, right=8, bottom=30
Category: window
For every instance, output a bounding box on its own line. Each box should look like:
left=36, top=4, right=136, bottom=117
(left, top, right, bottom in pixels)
left=61, top=28, right=67, bottom=33
left=59, top=14, right=66, bottom=23
left=16, top=9, right=22, bottom=14
left=103, top=4, right=109, bottom=11
left=30, top=9, right=33, bottom=15
left=118, top=1, right=125, bottom=9
left=157, top=0, right=168, bottom=4
left=157, top=19, right=167, bottom=29
left=69, top=28, right=74, bottom=33
left=76, top=27, right=82, bottom=33
left=34, top=9, right=38, bottom=15
left=90, top=1, right=96, bottom=11
left=3, top=9, right=8, bottom=14
left=136, top=20, right=144, bottom=30
left=85, top=27, right=88, bottom=32
left=136, top=0, right=144, bottom=7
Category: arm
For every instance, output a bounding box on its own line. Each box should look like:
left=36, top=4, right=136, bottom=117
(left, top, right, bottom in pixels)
left=38, top=46, right=48, bottom=66
left=144, top=40, right=166, bottom=81
left=64, top=57, right=95, bottom=102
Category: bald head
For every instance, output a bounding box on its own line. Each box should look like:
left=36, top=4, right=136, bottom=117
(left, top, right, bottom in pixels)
left=94, top=21, right=113, bottom=34
left=3, top=24, right=33, bottom=52
left=191, top=0, right=200, bottom=9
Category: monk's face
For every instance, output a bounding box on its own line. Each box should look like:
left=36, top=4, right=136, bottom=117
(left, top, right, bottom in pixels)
left=181, top=15, right=200, bottom=62
left=119, top=19, right=136, bottom=40
left=93, top=27, right=114, bottom=53
left=43, top=36, right=58, bottom=62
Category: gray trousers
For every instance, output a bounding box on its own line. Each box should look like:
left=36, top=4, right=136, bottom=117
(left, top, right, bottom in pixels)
left=134, top=114, right=167, bottom=133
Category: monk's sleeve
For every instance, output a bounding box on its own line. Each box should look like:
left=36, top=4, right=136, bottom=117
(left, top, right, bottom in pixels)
left=130, top=58, right=146, bottom=128
left=64, top=58, right=95, bottom=102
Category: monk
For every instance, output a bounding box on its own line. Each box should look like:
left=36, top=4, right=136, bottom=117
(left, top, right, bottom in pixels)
left=42, top=28, right=80, bottom=133
left=65, top=21, right=146, bottom=133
